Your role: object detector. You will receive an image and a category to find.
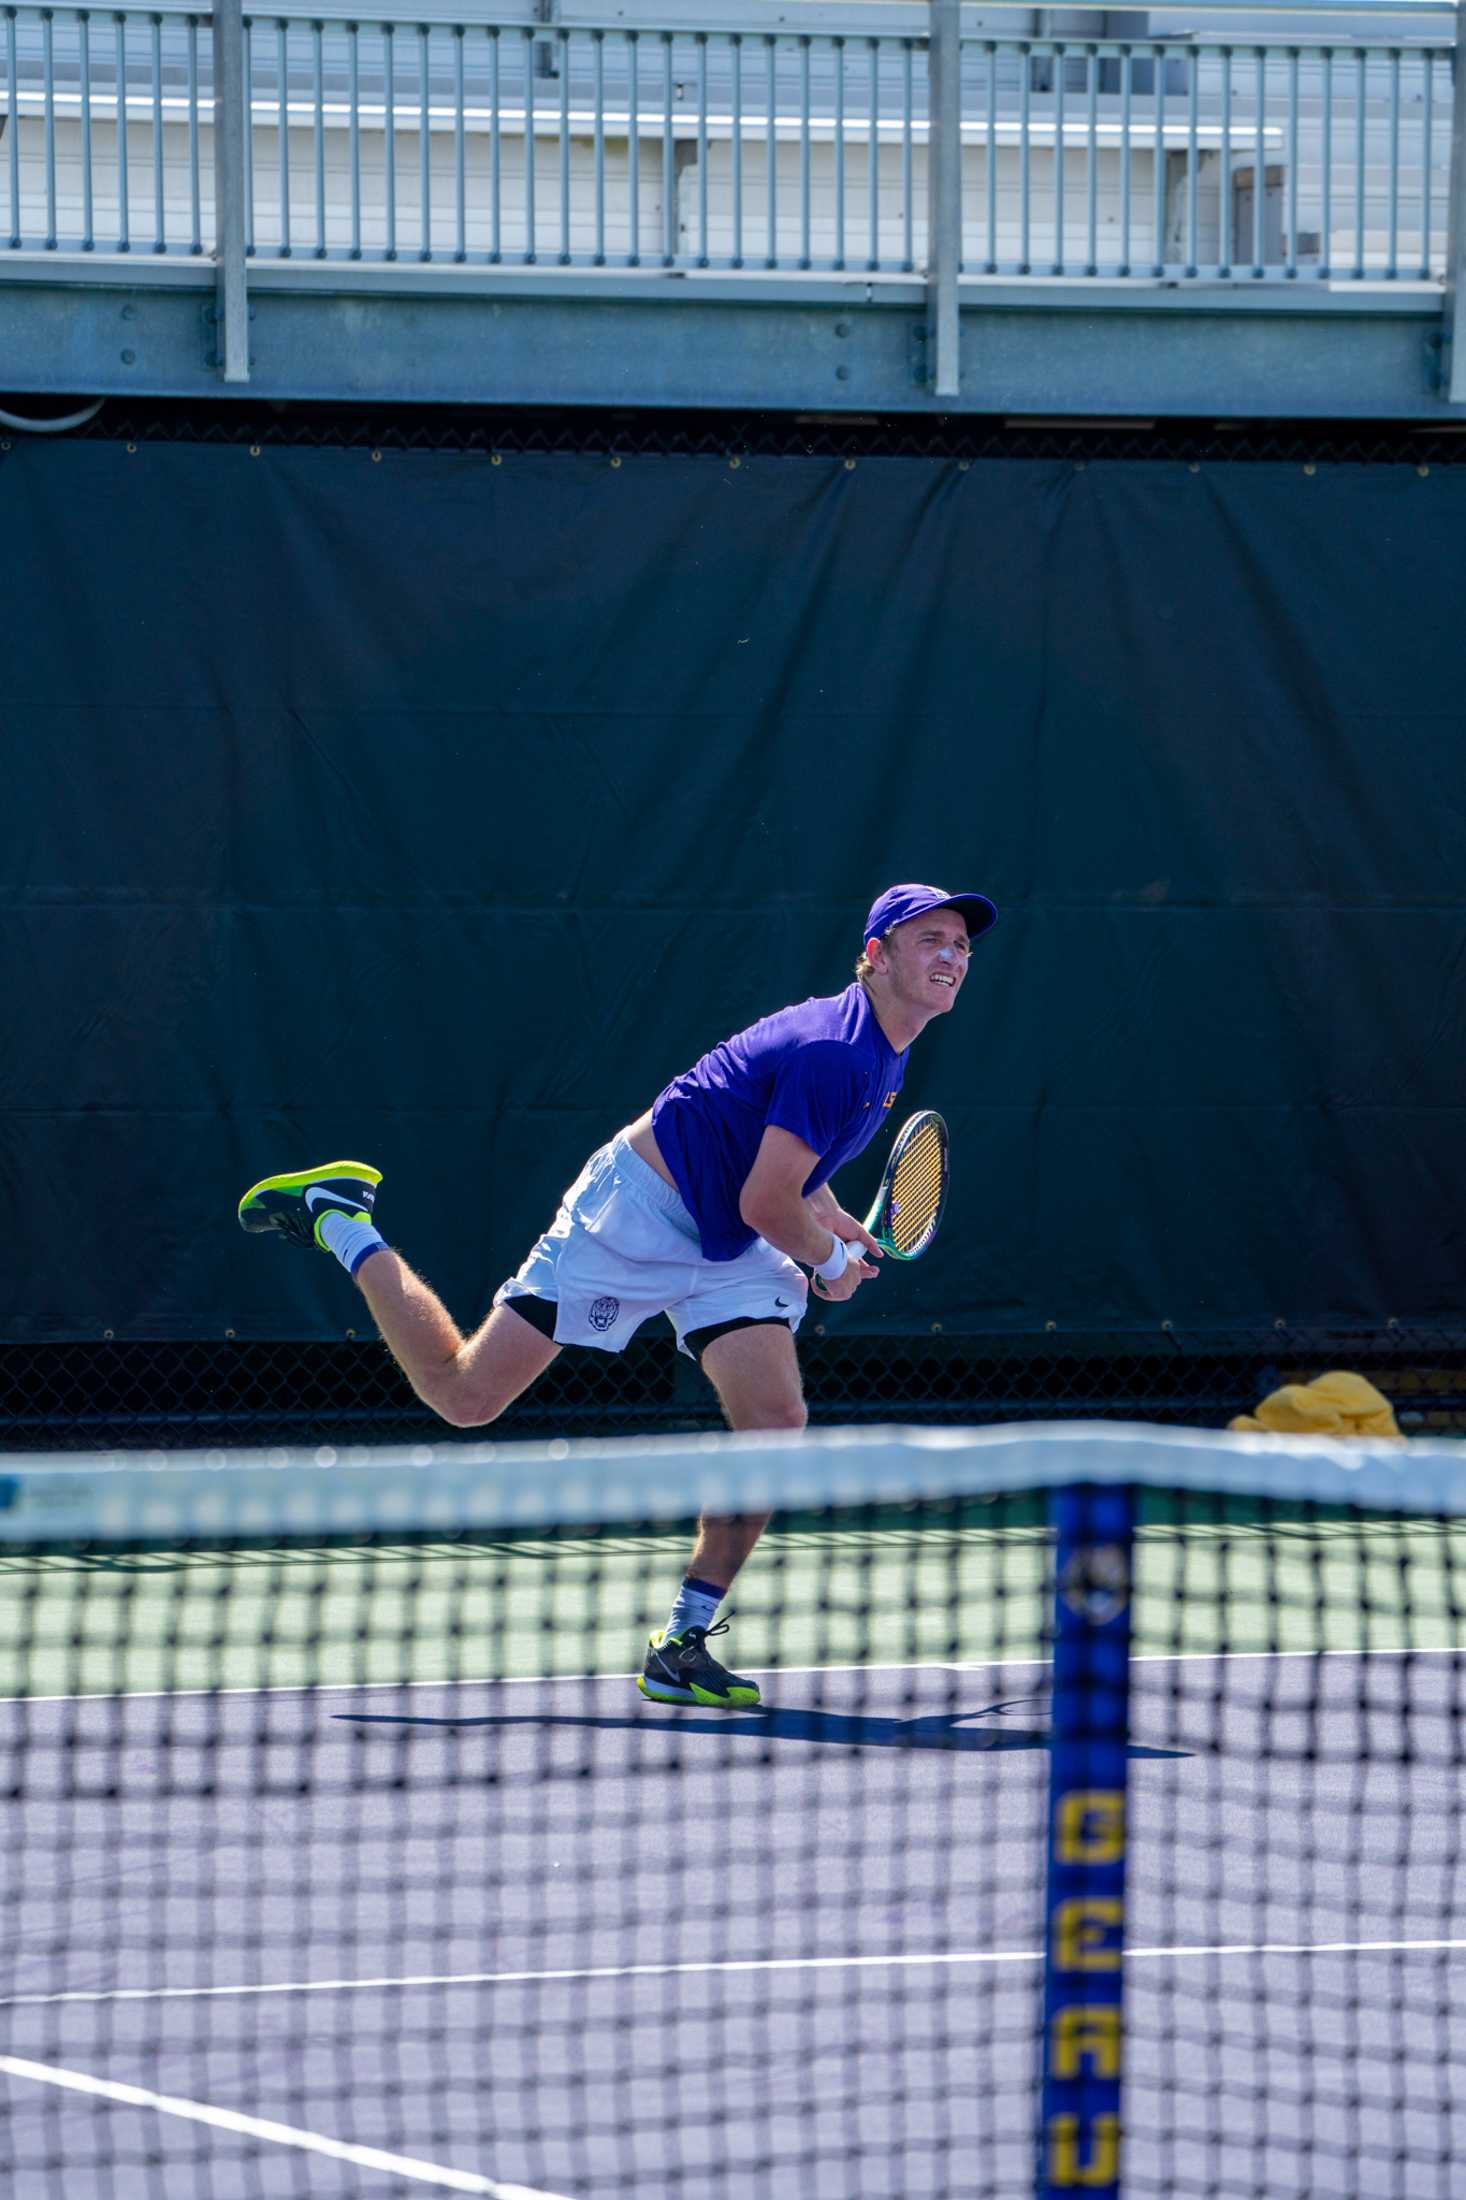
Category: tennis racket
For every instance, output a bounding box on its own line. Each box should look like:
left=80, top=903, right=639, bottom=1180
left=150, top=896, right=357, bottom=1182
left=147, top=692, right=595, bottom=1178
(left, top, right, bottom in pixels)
left=815, top=1110, right=950, bottom=1295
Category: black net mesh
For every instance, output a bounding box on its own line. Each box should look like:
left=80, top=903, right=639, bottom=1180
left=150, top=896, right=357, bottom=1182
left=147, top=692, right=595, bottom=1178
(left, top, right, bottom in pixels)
left=4, top=1427, right=1466, bottom=2198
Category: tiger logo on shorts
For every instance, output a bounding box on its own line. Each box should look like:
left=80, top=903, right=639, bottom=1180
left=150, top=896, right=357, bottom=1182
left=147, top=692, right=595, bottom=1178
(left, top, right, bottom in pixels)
left=588, top=1296, right=620, bottom=1333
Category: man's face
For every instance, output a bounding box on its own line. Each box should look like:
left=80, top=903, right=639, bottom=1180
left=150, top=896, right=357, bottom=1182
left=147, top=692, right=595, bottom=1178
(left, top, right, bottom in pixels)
left=875, top=908, right=970, bottom=1014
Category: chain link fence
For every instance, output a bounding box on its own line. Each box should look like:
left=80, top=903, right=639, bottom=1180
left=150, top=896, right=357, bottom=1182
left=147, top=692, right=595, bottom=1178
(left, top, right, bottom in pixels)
left=7, top=405, right=1460, bottom=1454
left=5, top=1329, right=1465, bottom=1451
left=9, top=398, right=1466, bottom=469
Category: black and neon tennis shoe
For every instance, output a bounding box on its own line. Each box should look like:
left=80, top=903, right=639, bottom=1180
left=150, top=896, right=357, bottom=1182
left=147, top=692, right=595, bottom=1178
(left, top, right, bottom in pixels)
left=637, top=1621, right=761, bottom=1709
left=237, top=1162, right=382, bottom=1250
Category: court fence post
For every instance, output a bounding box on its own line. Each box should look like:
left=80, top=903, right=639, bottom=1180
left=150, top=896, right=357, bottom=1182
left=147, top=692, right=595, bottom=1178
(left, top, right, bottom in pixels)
left=1038, top=1483, right=1134, bottom=2200
left=212, top=0, right=251, bottom=384
left=927, top=0, right=961, bottom=397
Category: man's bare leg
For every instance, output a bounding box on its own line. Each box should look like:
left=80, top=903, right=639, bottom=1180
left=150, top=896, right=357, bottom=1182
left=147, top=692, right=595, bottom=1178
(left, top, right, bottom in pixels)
left=353, top=1248, right=560, bottom=1429
left=690, top=1320, right=806, bottom=1583
left=638, top=1322, right=807, bottom=1709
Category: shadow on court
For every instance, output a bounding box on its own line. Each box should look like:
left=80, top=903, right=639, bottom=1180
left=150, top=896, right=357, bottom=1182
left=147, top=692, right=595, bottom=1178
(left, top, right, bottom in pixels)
left=336, top=1700, right=1188, bottom=1756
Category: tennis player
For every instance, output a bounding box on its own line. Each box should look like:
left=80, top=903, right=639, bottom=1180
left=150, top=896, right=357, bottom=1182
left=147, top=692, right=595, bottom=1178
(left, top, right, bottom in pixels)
left=239, top=882, right=997, bottom=1709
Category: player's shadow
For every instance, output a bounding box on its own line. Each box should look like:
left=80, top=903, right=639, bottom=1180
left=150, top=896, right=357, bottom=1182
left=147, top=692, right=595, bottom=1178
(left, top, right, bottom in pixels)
left=337, top=1700, right=1187, bottom=1757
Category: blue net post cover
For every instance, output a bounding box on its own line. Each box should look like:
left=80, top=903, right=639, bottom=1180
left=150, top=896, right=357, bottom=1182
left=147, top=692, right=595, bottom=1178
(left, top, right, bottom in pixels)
left=1038, top=1483, right=1135, bottom=2198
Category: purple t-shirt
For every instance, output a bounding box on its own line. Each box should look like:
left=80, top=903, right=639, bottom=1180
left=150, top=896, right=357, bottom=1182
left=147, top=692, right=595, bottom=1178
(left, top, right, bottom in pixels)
left=651, top=983, right=907, bottom=1262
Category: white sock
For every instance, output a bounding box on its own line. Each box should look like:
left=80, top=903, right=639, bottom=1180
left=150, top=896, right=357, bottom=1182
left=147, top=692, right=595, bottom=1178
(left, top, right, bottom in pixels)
left=661, top=1575, right=725, bottom=1643
left=317, top=1209, right=387, bottom=1278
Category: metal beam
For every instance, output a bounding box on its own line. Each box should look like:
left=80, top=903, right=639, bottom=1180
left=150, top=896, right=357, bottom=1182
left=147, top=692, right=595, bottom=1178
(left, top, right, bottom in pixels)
left=926, top=0, right=960, bottom=398
left=0, top=276, right=1449, bottom=415
left=211, top=0, right=250, bottom=384
left=0, top=0, right=1450, bottom=24
left=0, top=254, right=1443, bottom=308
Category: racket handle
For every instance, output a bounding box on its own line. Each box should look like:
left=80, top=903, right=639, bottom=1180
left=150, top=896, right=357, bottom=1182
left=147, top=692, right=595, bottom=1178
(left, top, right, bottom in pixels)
left=836, top=1239, right=879, bottom=1279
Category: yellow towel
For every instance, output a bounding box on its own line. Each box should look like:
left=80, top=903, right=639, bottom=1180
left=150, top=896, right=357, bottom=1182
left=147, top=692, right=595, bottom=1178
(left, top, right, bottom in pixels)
left=1229, top=1369, right=1402, bottom=1442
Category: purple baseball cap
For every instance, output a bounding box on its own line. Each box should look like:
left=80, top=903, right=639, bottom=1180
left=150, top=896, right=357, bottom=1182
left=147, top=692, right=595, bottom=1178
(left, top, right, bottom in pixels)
left=862, top=882, right=999, bottom=947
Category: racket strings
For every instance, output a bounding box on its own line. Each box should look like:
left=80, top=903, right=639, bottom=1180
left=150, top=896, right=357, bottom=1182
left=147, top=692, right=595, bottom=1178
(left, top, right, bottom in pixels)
left=888, top=1124, right=946, bottom=1253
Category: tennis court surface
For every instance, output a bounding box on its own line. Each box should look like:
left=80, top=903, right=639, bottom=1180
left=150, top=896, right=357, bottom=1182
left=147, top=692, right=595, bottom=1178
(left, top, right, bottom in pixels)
left=4, top=1422, right=1466, bottom=2197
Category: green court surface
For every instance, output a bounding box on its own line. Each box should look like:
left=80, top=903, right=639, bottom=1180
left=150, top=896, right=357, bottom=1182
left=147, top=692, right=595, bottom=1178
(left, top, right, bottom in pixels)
left=0, top=1514, right=1046, bottom=1699
left=6, top=1497, right=1466, bottom=1700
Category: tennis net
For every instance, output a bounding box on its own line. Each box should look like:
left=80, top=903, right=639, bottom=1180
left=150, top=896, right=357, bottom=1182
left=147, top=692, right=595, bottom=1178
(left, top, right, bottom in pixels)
left=3, top=1420, right=1465, bottom=2198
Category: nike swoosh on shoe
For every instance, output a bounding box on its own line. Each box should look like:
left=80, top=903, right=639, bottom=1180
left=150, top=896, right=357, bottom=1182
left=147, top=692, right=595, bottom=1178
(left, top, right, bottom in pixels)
left=305, top=1182, right=367, bottom=1211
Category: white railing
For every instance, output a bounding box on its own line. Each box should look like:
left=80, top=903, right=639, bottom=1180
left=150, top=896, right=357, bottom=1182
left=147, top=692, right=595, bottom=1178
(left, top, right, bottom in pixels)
left=0, top=1, right=1453, bottom=277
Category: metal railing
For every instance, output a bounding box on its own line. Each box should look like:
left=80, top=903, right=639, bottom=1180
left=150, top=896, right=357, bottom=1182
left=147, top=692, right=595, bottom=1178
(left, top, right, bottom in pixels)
left=1, top=0, right=1461, bottom=397
left=0, top=2, right=1453, bottom=276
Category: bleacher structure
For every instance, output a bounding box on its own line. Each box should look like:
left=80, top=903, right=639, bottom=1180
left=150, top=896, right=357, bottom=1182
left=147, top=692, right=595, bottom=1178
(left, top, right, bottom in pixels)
left=1, top=0, right=1462, bottom=416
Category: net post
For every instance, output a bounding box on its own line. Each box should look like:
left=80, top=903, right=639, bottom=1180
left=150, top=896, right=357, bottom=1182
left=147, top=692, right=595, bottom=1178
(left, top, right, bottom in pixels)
left=1037, top=1482, right=1134, bottom=2200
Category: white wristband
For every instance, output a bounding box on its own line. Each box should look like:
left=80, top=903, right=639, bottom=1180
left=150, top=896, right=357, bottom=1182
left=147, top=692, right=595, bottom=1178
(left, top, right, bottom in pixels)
left=812, top=1235, right=851, bottom=1284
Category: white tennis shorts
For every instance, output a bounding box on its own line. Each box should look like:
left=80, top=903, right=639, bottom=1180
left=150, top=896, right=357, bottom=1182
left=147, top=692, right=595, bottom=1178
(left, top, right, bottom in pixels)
left=494, top=1130, right=808, bottom=1356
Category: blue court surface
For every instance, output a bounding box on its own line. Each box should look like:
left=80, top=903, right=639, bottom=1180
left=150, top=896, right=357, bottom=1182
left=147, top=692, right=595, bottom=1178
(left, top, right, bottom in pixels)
left=5, top=1647, right=1466, bottom=2198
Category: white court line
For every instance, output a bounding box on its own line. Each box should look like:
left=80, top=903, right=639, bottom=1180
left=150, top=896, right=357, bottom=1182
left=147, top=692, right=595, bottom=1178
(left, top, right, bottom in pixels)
left=9, top=1936, right=1466, bottom=2012
left=11, top=1641, right=1466, bottom=1707
left=0, top=2053, right=572, bottom=2198
left=11, top=1658, right=946, bottom=1707
left=1134, top=1643, right=1466, bottom=1665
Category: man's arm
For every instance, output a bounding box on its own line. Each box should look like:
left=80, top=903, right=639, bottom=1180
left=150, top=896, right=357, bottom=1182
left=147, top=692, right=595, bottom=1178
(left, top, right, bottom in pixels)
left=739, top=1128, right=880, bottom=1273
left=808, top=1180, right=880, bottom=1246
